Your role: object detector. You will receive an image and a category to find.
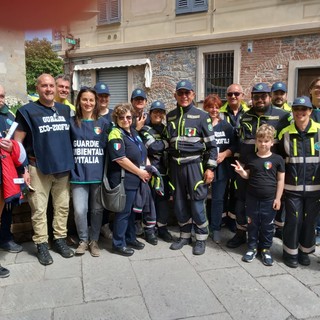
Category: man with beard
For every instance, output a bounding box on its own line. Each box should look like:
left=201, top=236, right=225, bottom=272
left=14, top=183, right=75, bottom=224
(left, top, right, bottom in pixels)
left=227, top=83, right=291, bottom=248
left=271, top=81, right=291, bottom=112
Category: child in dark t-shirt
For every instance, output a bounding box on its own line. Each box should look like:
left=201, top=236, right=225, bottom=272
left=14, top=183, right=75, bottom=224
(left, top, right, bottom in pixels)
left=232, top=124, right=285, bottom=266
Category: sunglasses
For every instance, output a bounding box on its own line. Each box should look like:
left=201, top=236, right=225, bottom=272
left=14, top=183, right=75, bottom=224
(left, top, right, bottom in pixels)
left=252, top=93, right=269, bottom=101
left=118, top=115, right=132, bottom=121
left=292, top=106, right=309, bottom=112
left=227, top=92, right=241, bottom=97
left=176, top=90, right=192, bottom=96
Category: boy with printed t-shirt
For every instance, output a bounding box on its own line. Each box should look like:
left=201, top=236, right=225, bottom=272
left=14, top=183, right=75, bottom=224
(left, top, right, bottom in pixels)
left=232, top=124, right=285, bottom=266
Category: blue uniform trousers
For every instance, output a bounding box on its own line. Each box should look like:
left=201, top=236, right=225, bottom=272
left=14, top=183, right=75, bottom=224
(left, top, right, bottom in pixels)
left=245, top=193, right=276, bottom=250
left=112, top=189, right=137, bottom=248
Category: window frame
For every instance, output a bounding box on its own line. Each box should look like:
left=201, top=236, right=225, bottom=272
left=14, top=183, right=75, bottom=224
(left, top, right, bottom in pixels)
left=176, top=0, right=208, bottom=15
left=97, top=0, right=121, bottom=26
left=196, top=43, right=241, bottom=102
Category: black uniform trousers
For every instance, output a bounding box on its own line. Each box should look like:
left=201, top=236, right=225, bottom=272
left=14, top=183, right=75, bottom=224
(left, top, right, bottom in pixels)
left=170, top=160, right=209, bottom=240
left=245, top=193, right=276, bottom=250
left=283, top=192, right=320, bottom=257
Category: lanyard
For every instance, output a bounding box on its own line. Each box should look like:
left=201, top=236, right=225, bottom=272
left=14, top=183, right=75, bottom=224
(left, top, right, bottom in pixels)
left=120, top=127, right=145, bottom=164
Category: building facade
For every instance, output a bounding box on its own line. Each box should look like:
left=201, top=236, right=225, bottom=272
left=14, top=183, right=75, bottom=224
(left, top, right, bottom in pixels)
left=55, top=0, right=320, bottom=109
left=0, top=29, right=27, bottom=103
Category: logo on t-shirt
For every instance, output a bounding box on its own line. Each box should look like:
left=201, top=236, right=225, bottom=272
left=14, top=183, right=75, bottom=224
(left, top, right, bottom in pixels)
left=264, top=161, right=272, bottom=170
left=94, top=127, right=102, bottom=135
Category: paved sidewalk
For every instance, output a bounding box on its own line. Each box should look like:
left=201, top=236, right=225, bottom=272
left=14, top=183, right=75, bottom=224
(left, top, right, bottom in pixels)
left=1, top=227, right=320, bottom=320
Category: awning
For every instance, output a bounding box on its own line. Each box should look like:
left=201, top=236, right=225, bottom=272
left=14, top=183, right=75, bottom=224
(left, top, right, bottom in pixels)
left=72, top=58, right=152, bottom=90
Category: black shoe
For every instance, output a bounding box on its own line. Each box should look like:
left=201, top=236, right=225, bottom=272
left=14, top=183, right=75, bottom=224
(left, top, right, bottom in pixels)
left=53, top=238, right=74, bottom=258
left=127, top=239, right=145, bottom=250
left=158, top=228, right=173, bottom=243
left=145, top=232, right=158, bottom=245
left=298, top=251, right=310, bottom=266
left=170, top=238, right=191, bottom=250
left=0, top=265, right=10, bottom=278
left=226, top=230, right=246, bottom=248
left=193, top=240, right=206, bottom=255
left=0, top=240, right=23, bottom=253
left=112, top=246, right=134, bottom=257
left=37, top=242, right=53, bottom=265
left=283, top=253, right=298, bottom=268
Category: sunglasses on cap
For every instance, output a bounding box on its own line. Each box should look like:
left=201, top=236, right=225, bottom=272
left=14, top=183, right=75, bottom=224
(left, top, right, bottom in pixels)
left=227, top=92, right=241, bottom=97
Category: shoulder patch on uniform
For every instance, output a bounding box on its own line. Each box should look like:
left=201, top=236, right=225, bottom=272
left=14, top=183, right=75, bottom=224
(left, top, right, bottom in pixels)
left=113, top=143, right=121, bottom=151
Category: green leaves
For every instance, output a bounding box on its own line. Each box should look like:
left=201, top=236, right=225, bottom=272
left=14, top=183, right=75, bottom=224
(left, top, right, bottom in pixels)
left=25, top=38, right=63, bottom=93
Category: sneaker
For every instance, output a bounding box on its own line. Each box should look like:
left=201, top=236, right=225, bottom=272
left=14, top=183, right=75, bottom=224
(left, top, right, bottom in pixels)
left=37, top=242, right=53, bottom=265
left=212, top=230, right=221, bottom=244
left=0, top=240, right=23, bottom=253
left=226, top=230, right=246, bottom=248
left=193, top=240, right=206, bottom=255
left=89, top=241, right=100, bottom=257
left=100, top=224, right=113, bottom=240
left=157, top=228, right=173, bottom=243
left=53, top=238, right=74, bottom=258
left=170, top=238, right=191, bottom=250
left=75, top=241, right=88, bottom=255
left=0, top=265, right=10, bottom=278
left=242, top=248, right=257, bottom=263
left=261, top=249, right=273, bottom=266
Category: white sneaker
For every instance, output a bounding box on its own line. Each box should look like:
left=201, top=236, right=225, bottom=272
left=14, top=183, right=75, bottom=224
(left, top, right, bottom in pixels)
left=100, top=224, right=113, bottom=239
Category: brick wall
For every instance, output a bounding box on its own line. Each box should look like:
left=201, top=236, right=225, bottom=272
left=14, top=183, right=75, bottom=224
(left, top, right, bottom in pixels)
left=240, top=34, right=320, bottom=99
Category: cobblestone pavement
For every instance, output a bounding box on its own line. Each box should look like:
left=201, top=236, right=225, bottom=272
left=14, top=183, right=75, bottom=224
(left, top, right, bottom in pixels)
left=1, top=227, right=320, bottom=320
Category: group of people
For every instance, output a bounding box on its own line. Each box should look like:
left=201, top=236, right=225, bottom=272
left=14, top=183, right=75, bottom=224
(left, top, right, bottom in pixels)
left=1, top=73, right=320, bottom=278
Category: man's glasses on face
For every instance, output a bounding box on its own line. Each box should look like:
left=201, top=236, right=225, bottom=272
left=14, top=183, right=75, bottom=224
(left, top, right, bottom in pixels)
left=176, top=90, right=192, bottom=97
left=118, top=115, right=132, bottom=121
left=252, top=93, right=269, bottom=101
left=227, top=92, right=241, bottom=97
left=312, top=85, right=320, bottom=91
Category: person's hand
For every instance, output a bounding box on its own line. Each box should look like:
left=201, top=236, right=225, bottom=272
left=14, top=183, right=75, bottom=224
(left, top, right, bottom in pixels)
left=231, top=160, right=245, bottom=174
left=217, top=152, right=226, bottom=164
left=203, top=169, right=214, bottom=184
left=22, top=168, right=31, bottom=186
left=135, top=114, right=147, bottom=131
left=0, top=138, right=13, bottom=152
left=273, top=198, right=281, bottom=210
left=138, top=168, right=151, bottom=183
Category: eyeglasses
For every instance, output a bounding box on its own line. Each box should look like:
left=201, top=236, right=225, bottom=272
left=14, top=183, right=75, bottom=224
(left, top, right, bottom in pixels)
left=227, top=92, right=241, bottom=97
left=292, top=106, right=309, bottom=112
left=176, top=90, right=192, bottom=97
left=118, top=115, right=132, bottom=121
left=252, top=93, right=269, bottom=101
left=311, top=85, right=320, bottom=91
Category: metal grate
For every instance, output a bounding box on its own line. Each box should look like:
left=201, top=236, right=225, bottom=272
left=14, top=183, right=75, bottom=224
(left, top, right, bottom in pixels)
left=204, top=51, right=234, bottom=99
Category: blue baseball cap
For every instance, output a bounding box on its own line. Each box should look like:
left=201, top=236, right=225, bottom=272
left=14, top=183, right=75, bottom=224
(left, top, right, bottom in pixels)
left=251, top=83, right=271, bottom=93
left=271, top=81, right=287, bottom=93
left=94, top=82, right=110, bottom=95
left=131, top=88, right=147, bottom=100
left=176, top=80, right=194, bottom=91
left=292, top=96, right=312, bottom=109
left=150, top=100, right=166, bottom=112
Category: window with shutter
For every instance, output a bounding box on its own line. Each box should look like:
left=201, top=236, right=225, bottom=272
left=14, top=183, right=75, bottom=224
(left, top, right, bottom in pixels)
left=176, top=0, right=208, bottom=15
left=98, top=0, right=121, bottom=25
